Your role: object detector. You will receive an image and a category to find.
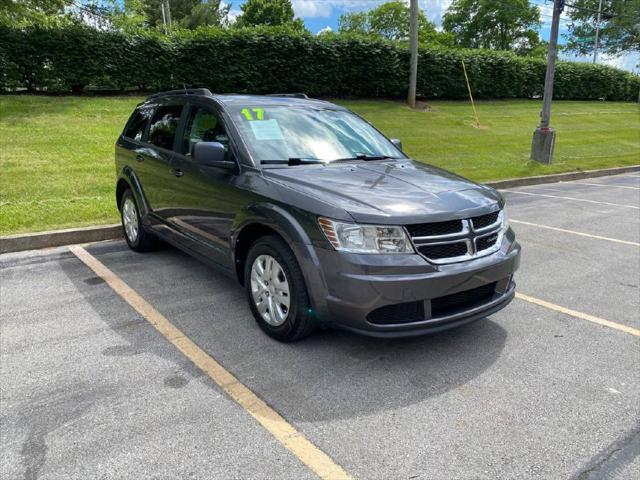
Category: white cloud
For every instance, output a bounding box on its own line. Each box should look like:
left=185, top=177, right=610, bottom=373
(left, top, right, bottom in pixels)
left=419, top=0, right=453, bottom=25
left=290, top=0, right=453, bottom=25
left=292, top=0, right=333, bottom=18
left=225, top=4, right=241, bottom=25
left=559, top=50, right=639, bottom=73
left=601, top=52, right=640, bottom=73
left=317, top=26, right=334, bottom=35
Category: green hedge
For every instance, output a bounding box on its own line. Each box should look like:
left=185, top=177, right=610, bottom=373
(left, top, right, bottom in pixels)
left=1, top=25, right=638, bottom=100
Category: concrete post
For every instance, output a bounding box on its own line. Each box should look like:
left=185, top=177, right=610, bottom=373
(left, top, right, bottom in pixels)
left=530, top=0, right=562, bottom=164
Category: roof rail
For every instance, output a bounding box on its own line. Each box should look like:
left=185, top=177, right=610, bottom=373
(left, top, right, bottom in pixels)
left=146, top=88, right=213, bottom=100
left=265, top=93, right=309, bottom=99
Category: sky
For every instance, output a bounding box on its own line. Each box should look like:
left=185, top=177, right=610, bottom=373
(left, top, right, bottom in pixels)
left=225, top=0, right=639, bottom=73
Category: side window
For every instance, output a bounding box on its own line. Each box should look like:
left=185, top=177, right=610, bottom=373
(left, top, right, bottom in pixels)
left=123, top=108, right=151, bottom=142
left=181, top=106, right=229, bottom=157
left=148, top=105, right=183, bottom=151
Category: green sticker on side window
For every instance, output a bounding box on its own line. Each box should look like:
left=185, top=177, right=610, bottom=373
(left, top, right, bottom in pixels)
left=241, top=108, right=264, bottom=121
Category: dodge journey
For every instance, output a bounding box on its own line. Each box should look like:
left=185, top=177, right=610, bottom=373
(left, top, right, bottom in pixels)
left=115, top=89, right=521, bottom=341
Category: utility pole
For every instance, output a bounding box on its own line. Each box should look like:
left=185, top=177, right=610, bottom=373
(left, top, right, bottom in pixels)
left=160, top=0, right=172, bottom=33
left=407, top=0, right=419, bottom=108
left=530, top=0, right=563, bottom=164
left=165, top=0, right=172, bottom=28
left=593, top=0, right=603, bottom=63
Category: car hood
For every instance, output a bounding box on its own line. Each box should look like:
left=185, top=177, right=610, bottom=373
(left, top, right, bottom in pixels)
left=263, top=160, right=503, bottom=224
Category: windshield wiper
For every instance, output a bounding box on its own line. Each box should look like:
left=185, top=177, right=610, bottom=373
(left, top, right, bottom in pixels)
left=261, top=158, right=326, bottom=166
left=333, top=154, right=401, bottom=162
left=261, top=154, right=401, bottom=166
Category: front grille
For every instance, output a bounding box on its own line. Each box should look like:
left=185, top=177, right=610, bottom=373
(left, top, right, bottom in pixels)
left=408, top=209, right=503, bottom=264
left=431, top=283, right=497, bottom=318
left=406, top=219, right=463, bottom=237
left=471, top=211, right=499, bottom=230
left=418, top=242, right=468, bottom=260
left=476, top=232, right=499, bottom=252
left=367, top=300, right=424, bottom=325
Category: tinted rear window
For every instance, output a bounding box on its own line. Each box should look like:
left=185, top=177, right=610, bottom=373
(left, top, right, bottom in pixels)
left=148, top=105, right=183, bottom=151
left=124, top=108, right=152, bottom=141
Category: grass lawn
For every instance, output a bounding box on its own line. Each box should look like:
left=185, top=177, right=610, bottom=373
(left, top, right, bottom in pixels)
left=0, top=95, right=638, bottom=235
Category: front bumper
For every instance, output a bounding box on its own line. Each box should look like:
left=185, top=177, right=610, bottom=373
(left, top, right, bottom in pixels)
left=295, top=228, right=521, bottom=337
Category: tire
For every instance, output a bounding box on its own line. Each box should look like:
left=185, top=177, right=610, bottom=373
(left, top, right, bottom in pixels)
left=244, top=235, right=317, bottom=342
left=120, top=189, right=156, bottom=252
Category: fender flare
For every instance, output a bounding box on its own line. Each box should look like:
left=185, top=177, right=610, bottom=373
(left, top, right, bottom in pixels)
left=231, top=203, right=330, bottom=317
left=232, top=202, right=313, bottom=247
left=117, top=167, right=151, bottom=218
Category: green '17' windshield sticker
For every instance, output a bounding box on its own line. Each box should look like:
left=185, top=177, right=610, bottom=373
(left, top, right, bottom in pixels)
left=241, top=108, right=264, bottom=121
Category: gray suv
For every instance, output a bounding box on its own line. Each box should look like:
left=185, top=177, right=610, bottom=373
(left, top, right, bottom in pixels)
left=115, top=89, right=521, bottom=341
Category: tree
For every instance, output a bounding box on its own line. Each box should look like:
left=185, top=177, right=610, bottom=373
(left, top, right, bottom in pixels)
left=442, top=0, right=541, bottom=51
left=369, top=0, right=412, bottom=41
left=337, top=1, right=452, bottom=46
left=338, top=10, right=369, bottom=35
left=234, top=0, right=304, bottom=31
left=516, top=38, right=549, bottom=58
left=0, top=0, right=69, bottom=16
left=105, top=0, right=148, bottom=31
left=565, top=0, right=640, bottom=56
left=141, top=0, right=228, bottom=29
left=178, top=0, right=229, bottom=29
left=0, top=0, right=71, bottom=23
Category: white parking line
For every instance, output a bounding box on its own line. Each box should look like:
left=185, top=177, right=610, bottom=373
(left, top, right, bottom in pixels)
left=504, top=190, right=640, bottom=209
left=510, top=219, right=640, bottom=246
left=571, top=182, right=640, bottom=191
left=516, top=292, right=640, bottom=337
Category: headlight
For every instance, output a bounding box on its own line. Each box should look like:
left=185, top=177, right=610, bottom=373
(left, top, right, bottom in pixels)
left=318, top=217, right=414, bottom=254
left=501, top=206, right=510, bottom=232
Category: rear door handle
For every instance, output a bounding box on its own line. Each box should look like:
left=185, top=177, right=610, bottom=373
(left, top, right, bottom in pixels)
left=135, top=154, right=144, bottom=162
left=171, top=168, right=184, bottom=178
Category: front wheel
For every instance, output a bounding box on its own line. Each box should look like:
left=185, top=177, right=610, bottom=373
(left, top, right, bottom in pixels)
left=120, top=189, right=156, bottom=252
left=244, top=235, right=317, bottom=341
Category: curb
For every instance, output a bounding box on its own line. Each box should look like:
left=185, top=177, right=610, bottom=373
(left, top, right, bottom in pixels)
left=484, top=165, right=640, bottom=189
left=0, top=224, right=122, bottom=254
left=1, top=165, right=638, bottom=254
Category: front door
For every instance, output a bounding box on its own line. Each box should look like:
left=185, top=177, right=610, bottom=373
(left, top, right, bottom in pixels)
left=165, top=102, right=241, bottom=270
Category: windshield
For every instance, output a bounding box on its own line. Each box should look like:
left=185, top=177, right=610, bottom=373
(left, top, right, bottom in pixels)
left=228, top=105, right=404, bottom=164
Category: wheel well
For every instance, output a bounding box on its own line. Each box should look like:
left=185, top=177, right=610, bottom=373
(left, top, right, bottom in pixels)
left=234, top=223, right=281, bottom=285
left=115, top=179, right=130, bottom=211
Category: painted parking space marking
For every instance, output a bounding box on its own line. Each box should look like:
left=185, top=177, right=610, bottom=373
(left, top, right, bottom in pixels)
left=515, top=292, right=640, bottom=337
left=69, top=245, right=353, bottom=480
left=510, top=219, right=640, bottom=247
left=572, top=182, right=640, bottom=191
left=504, top=190, right=640, bottom=209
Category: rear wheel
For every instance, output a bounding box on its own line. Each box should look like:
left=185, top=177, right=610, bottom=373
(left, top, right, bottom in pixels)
left=120, top=189, right=156, bottom=252
left=244, top=235, right=317, bottom=341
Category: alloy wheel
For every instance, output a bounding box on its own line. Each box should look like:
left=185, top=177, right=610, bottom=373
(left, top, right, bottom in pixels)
left=250, top=254, right=291, bottom=326
left=122, top=197, right=139, bottom=243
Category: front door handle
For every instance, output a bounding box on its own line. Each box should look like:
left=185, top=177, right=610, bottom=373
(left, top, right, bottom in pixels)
left=135, top=154, right=144, bottom=162
left=171, top=168, right=184, bottom=178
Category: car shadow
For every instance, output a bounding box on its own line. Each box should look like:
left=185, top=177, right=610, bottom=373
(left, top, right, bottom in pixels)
left=67, top=241, right=507, bottom=423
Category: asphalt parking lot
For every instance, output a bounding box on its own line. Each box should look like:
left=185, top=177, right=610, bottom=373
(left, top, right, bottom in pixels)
left=1, top=173, right=639, bottom=480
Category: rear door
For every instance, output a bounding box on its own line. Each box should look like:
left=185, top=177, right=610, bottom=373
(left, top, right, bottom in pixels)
left=164, top=100, right=241, bottom=269
left=140, top=102, right=186, bottom=217
left=117, top=106, right=154, bottom=204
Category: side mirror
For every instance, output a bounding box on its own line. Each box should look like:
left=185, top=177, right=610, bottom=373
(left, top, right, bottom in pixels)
left=391, top=138, right=403, bottom=152
left=193, top=141, right=237, bottom=171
